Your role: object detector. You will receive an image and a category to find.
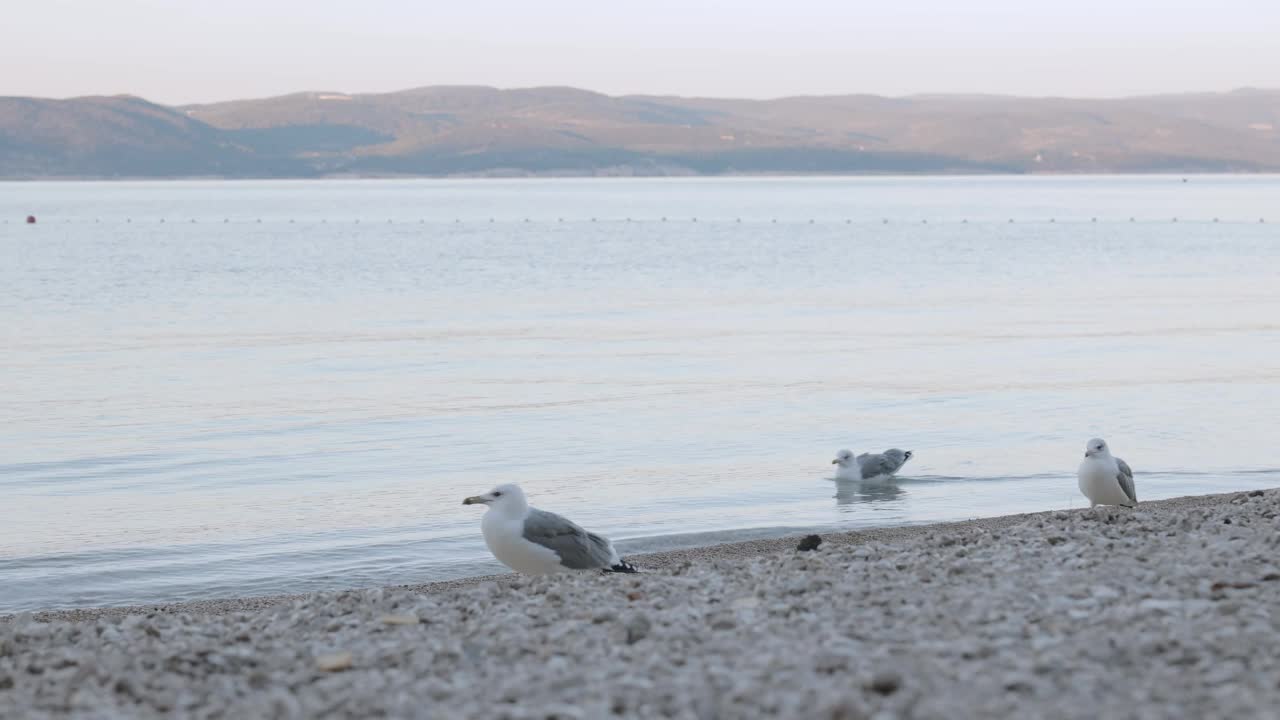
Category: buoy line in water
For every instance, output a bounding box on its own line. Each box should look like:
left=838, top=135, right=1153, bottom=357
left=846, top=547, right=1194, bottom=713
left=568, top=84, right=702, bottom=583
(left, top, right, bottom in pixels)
left=13, top=217, right=1272, bottom=225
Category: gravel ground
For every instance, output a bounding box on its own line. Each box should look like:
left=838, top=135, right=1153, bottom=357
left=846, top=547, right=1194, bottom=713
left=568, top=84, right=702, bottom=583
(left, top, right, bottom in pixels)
left=3, top=489, right=1279, bottom=718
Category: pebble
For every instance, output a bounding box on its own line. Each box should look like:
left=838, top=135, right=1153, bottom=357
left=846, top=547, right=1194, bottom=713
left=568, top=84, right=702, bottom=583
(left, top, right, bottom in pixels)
left=378, top=614, right=420, bottom=626
left=315, top=652, right=353, bottom=672
left=710, top=617, right=737, bottom=631
left=797, top=535, right=823, bottom=551
left=867, top=670, right=902, bottom=695
left=623, top=614, right=651, bottom=645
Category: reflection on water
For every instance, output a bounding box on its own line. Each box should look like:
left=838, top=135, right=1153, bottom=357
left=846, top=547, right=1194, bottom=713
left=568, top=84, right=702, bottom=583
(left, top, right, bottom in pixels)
left=2, top=176, right=1280, bottom=612
left=833, top=478, right=907, bottom=505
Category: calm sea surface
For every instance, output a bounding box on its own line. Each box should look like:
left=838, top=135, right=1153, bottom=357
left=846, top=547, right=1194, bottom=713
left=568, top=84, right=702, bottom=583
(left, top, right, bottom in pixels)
left=2, top=176, right=1278, bottom=613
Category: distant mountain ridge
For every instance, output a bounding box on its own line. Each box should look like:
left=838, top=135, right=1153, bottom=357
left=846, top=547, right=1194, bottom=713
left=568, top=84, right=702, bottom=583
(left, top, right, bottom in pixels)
left=2, top=86, right=1279, bottom=178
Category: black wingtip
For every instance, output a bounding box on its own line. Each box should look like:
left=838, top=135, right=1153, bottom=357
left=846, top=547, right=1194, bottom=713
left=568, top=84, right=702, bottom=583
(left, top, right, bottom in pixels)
left=605, top=560, right=640, bottom=574
left=904, top=450, right=913, bottom=460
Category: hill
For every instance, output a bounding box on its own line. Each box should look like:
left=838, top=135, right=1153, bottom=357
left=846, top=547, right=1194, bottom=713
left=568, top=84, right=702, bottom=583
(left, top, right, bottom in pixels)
left=0, top=95, right=302, bottom=178
left=2, top=87, right=1279, bottom=177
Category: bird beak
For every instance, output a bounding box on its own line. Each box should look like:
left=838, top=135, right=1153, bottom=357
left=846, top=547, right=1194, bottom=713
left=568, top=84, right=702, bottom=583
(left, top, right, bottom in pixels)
left=462, top=495, right=489, bottom=506
left=831, top=459, right=839, bottom=465
left=1084, top=451, right=1092, bottom=458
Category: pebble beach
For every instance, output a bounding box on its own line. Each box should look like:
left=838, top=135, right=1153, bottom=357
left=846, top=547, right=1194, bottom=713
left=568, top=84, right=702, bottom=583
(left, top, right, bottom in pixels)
left=4, top=488, right=1280, bottom=719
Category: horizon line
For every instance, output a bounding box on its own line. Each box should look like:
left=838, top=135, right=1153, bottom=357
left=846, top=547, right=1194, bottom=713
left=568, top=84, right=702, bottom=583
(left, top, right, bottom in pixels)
left=6, top=83, right=1279, bottom=107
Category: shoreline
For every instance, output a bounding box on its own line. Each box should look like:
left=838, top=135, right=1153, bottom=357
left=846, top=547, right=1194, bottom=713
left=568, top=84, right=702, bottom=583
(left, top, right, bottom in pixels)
left=10, top=488, right=1266, bottom=624
left=4, top=487, right=1278, bottom=717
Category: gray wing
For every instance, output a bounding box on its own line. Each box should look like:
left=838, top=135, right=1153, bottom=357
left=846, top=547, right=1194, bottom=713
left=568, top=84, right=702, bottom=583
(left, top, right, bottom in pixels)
left=858, top=449, right=910, bottom=479
left=1115, top=457, right=1137, bottom=504
left=522, top=508, right=614, bottom=570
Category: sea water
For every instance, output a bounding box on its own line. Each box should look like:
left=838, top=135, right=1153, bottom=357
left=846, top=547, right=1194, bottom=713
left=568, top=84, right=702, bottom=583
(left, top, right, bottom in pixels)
left=2, top=176, right=1277, bottom=612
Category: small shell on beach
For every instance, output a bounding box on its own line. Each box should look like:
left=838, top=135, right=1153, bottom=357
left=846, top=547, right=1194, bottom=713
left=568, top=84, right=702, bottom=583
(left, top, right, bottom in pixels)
left=315, top=652, right=354, bottom=672
left=378, top=614, right=420, bottom=626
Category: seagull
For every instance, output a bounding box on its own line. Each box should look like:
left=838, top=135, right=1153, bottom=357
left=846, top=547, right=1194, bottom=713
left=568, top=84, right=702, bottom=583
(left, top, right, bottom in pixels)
left=1077, top=438, right=1137, bottom=507
left=832, top=448, right=913, bottom=481
left=463, top=483, right=638, bottom=574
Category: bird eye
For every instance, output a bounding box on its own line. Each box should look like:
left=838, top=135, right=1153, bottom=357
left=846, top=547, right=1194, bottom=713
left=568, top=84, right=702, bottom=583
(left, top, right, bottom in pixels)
left=493, top=491, right=502, bottom=497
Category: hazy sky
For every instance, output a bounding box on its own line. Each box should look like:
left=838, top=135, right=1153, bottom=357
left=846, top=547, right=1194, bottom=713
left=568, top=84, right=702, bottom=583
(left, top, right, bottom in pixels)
left=4, top=0, right=1277, bottom=103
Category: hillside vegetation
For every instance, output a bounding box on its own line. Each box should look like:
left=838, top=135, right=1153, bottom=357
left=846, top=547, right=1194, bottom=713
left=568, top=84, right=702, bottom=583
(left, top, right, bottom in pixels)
left=2, top=86, right=1279, bottom=177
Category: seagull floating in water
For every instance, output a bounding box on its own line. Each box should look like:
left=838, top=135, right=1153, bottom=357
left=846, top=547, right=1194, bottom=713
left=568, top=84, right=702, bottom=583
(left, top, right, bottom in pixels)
left=1077, top=437, right=1137, bottom=507
left=463, top=483, right=638, bottom=574
left=832, top=448, right=913, bottom=481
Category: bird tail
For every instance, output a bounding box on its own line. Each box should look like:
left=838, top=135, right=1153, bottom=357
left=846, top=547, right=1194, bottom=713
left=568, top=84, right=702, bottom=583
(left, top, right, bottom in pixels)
left=605, top=560, right=640, bottom=574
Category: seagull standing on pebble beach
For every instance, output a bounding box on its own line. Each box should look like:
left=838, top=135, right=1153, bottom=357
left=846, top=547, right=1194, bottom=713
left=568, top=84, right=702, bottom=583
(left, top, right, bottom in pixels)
left=832, top=448, right=913, bottom=481
left=1077, top=438, right=1137, bottom=507
left=463, top=483, right=638, bottom=575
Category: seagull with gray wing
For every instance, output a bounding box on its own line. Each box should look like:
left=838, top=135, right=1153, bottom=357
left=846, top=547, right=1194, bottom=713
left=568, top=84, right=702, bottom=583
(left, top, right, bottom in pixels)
left=1077, top=437, right=1137, bottom=507
left=832, top=447, right=913, bottom=481
left=463, top=483, right=638, bottom=574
